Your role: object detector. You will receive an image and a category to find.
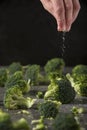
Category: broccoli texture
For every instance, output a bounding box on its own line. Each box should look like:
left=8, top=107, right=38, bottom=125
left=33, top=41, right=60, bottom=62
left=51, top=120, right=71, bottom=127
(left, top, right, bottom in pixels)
left=4, top=86, right=35, bottom=109
left=0, top=68, right=8, bottom=87
left=24, top=64, right=42, bottom=85
left=72, top=65, right=87, bottom=76
left=8, top=62, right=23, bottom=75
left=0, top=109, right=13, bottom=130
left=53, top=113, right=81, bottom=130
left=66, top=65, right=87, bottom=96
left=32, top=116, right=46, bottom=130
left=13, top=118, right=30, bottom=130
left=44, top=78, right=76, bottom=104
left=5, top=71, right=30, bottom=93
left=44, top=58, right=65, bottom=76
left=38, top=100, right=60, bottom=118
left=36, top=92, right=44, bottom=99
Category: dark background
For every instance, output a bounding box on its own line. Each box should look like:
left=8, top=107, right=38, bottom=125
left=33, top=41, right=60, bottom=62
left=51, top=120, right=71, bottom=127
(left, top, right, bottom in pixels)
left=0, top=0, right=87, bottom=66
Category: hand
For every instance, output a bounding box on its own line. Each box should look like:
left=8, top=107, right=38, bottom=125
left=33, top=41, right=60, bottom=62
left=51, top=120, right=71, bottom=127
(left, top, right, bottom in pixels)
left=40, top=0, right=81, bottom=31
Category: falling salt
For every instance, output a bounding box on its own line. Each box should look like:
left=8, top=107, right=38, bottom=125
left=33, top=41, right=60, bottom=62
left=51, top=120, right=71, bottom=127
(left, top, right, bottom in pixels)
left=61, top=32, right=66, bottom=56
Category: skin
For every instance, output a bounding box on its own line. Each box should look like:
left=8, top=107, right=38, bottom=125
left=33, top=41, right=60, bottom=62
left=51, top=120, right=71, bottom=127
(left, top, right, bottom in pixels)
left=40, top=0, right=81, bottom=31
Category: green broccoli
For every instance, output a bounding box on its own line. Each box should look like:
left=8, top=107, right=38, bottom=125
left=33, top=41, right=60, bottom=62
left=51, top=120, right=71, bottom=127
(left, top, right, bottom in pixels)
left=31, top=116, right=46, bottom=130
left=38, top=100, right=61, bottom=118
left=44, top=78, right=76, bottom=104
left=13, top=118, right=30, bottom=130
left=66, top=65, right=87, bottom=96
left=5, top=71, right=30, bottom=93
left=8, top=62, right=23, bottom=75
left=0, top=68, right=8, bottom=87
left=72, top=65, right=87, bottom=76
left=53, top=113, right=81, bottom=130
left=24, top=64, right=42, bottom=85
left=36, top=91, right=44, bottom=99
left=44, top=58, right=65, bottom=76
left=4, top=86, right=35, bottom=109
left=0, top=109, right=13, bottom=130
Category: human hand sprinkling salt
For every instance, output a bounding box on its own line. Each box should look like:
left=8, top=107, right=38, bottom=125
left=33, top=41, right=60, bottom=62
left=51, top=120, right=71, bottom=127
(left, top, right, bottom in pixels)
left=40, top=0, right=81, bottom=32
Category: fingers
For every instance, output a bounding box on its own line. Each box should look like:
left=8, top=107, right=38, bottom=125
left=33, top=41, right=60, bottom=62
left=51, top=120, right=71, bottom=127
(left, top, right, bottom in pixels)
left=64, top=0, right=73, bottom=31
left=40, top=0, right=81, bottom=32
left=52, top=0, right=66, bottom=31
left=72, top=0, right=81, bottom=23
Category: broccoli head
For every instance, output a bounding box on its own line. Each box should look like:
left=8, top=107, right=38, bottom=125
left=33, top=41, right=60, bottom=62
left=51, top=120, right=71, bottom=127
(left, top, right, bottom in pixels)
left=0, top=68, right=8, bottom=87
left=66, top=71, right=87, bottom=97
left=44, top=78, right=76, bottom=104
left=4, top=86, right=35, bottom=109
left=13, top=118, right=30, bottom=130
left=24, top=64, right=42, bottom=85
left=53, top=113, right=80, bottom=130
left=72, top=65, right=87, bottom=76
left=31, top=116, right=46, bottom=130
left=72, top=65, right=87, bottom=82
left=8, top=62, right=23, bottom=75
left=5, top=71, right=30, bottom=93
left=44, top=58, right=65, bottom=76
left=38, top=100, right=61, bottom=118
left=0, top=109, right=13, bottom=130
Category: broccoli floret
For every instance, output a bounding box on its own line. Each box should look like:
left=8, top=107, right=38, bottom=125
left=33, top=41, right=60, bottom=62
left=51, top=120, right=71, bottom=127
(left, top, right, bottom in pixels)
left=53, top=113, right=81, bottom=130
left=24, top=64, right=42, bottom=85
left=44, top=78, right=76, bottom=104
left=74, top=82, right=87, bottom=97
left=4, top=86, right=35, bottom=109
left=0, top=68, right=8, bottom=87
left=36, top=91, right=44, bottom=99
left=38, top=100, right=61, bottom=118
left=0, top=109, right=13, bottom=130
left=8, top=62, right=23, bottom=75
left=13, top=118, right=30, bottom=130
left=44, top=58, right=65, bottom=76
left=72, top=65, right=87, bottom=75
left=32, top=116, right=46, bottom=130
left=5, top=71, right=30, bottom=93
left=66, top=67, right=87, bottom=96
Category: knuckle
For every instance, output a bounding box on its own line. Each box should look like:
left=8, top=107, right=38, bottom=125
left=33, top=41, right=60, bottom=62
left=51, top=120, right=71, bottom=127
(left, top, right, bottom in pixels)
left=75, top=3, right=81, bottom=12
left=66, top=4, right=72, bottom=10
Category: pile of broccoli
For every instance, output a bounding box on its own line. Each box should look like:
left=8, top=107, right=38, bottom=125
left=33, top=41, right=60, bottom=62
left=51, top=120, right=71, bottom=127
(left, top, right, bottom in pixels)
left=0, top=59, right=86, bottom=130
left=67, top=64, right=87, bottom=96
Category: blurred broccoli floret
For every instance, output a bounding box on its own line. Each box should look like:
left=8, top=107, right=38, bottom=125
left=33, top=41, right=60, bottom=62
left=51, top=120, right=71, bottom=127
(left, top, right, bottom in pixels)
left=36, top=91, right=44, bottom=99
left=8, top=62, right=23, bottom=75
left=66, top=65, right=87, bottom=96
left=44, top=58, right=65, bottom=76
left=13, top=118, right=30, bottom=130
left=0, top=68, right=8, bottom=87
left=4, top=86, right=35, bottom=109
left=24, top=64, right=43, bottom=86
left=44, top=77, right=76, bottom=104
left=72, top=65, right=87, bottom=76
left=53, top=113, right=81, bottom=130
left=32, top=116, right=46, bottom=130
left=38, top=100, right=61, bottom=118
left=0, top=109, right=13, bottom=130
left=5, top=71, right=30, bottom=93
